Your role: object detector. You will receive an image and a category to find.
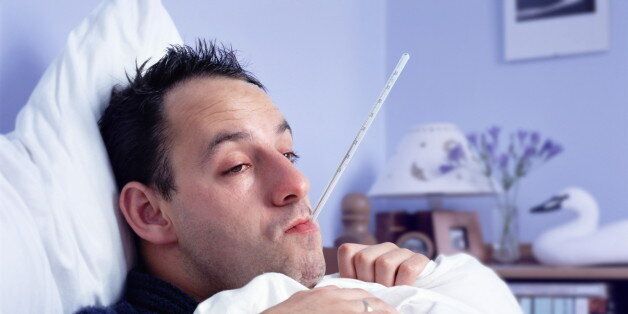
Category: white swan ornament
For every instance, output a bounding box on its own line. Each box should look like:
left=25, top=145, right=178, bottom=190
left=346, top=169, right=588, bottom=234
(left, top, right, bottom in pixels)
left=530, top=187, right=628, bottom=266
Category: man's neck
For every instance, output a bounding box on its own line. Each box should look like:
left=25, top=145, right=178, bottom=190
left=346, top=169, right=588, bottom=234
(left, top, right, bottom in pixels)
left=141, top=243, right=214, bottom=302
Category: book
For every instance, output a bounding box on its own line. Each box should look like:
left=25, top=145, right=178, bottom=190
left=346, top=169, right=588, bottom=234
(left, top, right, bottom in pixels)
left=509, top=282, right=609, bottom=314
left=509, top=282, right=608, bottom=297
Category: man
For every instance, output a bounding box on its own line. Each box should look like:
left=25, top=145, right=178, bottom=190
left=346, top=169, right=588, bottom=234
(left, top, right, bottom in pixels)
left=82, top=41, right=513, bottom=313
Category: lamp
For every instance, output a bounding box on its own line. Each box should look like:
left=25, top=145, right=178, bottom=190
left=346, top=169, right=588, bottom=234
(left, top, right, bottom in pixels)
left=369, top=123, right=493, bottom=260
left=369, top=123, right=493, bottom=208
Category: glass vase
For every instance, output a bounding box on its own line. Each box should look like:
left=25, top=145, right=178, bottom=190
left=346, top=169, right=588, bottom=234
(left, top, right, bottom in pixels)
left=492, top=203, right=521, bottom=263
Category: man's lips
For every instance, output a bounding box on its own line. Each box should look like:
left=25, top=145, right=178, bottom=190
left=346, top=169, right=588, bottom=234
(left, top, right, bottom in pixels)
left=285, top=218, right=318, bottom=234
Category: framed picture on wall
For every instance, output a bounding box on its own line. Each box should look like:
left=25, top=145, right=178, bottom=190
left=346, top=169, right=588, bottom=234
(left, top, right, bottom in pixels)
left=504, top=0, right=610, bottom=61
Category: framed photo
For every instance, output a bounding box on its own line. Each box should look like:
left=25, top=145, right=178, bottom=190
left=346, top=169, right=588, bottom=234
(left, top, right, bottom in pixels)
left=427, top=211, right=486, bottom=261
left=449, top=227, right=469, bottom=250
left=504, top=0, right=610, bottom=61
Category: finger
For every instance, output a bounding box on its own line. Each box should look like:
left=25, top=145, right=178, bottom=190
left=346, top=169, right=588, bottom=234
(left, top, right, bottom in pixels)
left=354, top=297, right=397, bottom=313
left=289, top=285, right=347, bottom=301
left=394, top=253, right=431, bottom=286
left=312, top=285, right=340, bottom=290
left=337, top=243, right=367, bottom=279
left=353, top=242, right=398, bottom=283
left=374, top=248, right=415, bottom=287
left=319, top=287, right=373, bottom=300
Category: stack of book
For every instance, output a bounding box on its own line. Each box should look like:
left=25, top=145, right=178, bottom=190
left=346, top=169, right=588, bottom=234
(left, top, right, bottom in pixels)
left=508, top=282, right=610, bottom=314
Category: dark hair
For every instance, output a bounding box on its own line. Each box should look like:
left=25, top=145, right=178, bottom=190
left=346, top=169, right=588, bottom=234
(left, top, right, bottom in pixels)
left=99, top=40, right=265, bottom=200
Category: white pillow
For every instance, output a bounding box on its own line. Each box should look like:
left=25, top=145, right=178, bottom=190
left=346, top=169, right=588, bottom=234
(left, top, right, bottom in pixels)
left=0, top=0, right=182, bottom=312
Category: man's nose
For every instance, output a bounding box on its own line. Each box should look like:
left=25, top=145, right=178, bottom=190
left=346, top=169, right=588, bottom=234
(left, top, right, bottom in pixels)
left=266, top=153, right=310, bottom=207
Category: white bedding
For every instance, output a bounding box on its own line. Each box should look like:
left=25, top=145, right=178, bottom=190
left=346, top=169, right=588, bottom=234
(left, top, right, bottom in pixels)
left=194, top=253, right=522, bottom=314
left=0, top=1, right=182, bottom=312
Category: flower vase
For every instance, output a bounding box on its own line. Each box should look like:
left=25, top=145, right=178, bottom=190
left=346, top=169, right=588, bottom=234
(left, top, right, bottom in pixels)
left=492, top=203, right=521, bottom=263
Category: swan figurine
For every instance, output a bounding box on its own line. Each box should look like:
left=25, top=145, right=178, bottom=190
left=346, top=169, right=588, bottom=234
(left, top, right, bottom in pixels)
left=530, top=187, right=628, bottom=266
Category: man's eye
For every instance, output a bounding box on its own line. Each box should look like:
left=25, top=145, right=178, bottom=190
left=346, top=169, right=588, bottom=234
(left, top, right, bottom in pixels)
left=226, top=164, right=250, bottom=174
left=283, top=151, right=300, bottom=163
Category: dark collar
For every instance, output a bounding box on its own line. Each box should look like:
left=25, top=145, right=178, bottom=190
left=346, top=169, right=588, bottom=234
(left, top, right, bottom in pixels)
left=123, top=268, right=199, bottom=314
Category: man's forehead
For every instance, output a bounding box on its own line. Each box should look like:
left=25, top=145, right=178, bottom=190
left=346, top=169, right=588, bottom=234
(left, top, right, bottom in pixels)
left=166, top=76, right=268, bottom=113
left=164, top=76, right=278, bottom=133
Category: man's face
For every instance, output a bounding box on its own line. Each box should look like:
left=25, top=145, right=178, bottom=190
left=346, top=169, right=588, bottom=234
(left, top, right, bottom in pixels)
left=161, top=76, right=325, bottom=293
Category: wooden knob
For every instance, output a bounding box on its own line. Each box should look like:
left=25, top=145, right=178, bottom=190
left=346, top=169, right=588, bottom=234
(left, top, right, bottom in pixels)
left=342, top=193, right=370, bottom=215
left=335, top=193, right=376, bottom=246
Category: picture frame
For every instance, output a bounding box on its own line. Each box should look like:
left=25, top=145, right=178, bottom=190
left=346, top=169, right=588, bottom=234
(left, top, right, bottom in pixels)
left=376, top=210, right=487, bottom=262
left=420, top=210, right=487, bottom=262
left=504, top=0, right=610, bottom=61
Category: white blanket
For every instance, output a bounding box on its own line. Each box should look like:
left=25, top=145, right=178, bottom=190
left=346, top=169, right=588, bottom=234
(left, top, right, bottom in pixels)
left=194, top=253, right=522, bottom=314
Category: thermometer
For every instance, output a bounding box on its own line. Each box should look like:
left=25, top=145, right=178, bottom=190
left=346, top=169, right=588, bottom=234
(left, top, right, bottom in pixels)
left=313, top=53, right=410, bottom=220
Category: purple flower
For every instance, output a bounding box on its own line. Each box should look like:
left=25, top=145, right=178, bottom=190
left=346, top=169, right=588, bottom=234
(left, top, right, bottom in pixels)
left=530, top=132, right=540, bottom=145
left=485, top=142, right=496, bottom=161
left=498, top=153, right=509, bottom=169
left=488, top=126, right=501, bottom=142
left=467, top=133, right=478, bottom=147
left=539, top=139, right=554, bottom=154
left=508, top=143, right=515, bottom=154
left=439, top=164, right=455, bottom=174
left=538, top=139, right=564, bottom=160
left=546, top=143, right=563, bottom=160
left=449, top=126, right=562, bottom=193
left=517, top=130, right=528, bottom=143
left=523, top=146, right=537, bottom=160
left=448, top=144, right=465, bottom=162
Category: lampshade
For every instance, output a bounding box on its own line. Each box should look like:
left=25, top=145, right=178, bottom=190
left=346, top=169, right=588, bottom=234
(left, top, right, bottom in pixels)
left=369, top=123, right=494, bottom=197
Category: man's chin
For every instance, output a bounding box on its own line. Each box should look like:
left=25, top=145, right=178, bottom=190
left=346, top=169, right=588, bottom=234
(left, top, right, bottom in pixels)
left=274, top=242, right=325, bottom=288
left=298, top=264, right=326, bottom=288
left=292, top=252, right=326, bottom=288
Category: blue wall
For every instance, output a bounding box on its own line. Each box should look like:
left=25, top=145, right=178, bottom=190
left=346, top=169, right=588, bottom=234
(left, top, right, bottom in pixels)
left=0, top=0, right=387, bottom=246
left=2, top=1, right=626, bottom=246
left=383, top=1, right=628, bottom=242
left=0, top=0, right=98, bottom=133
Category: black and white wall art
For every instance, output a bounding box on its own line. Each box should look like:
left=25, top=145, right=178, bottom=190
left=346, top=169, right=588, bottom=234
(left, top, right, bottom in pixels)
left=504, top=0, right=609, bottom=61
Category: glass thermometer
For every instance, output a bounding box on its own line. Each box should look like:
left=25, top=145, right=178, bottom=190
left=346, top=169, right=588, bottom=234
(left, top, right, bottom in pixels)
left=313, top=53, right=410, bottom=220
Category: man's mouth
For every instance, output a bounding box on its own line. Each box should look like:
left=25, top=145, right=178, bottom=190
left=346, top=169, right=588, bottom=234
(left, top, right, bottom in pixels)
left=285, top=218, right=318, bottom=234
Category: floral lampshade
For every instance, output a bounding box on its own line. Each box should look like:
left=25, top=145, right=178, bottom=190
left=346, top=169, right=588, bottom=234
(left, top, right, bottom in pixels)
left=369, top=123, right=494, bottom=198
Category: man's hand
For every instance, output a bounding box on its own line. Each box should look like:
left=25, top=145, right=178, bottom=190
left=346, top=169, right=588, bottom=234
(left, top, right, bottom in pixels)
left=262, top=285, right=397, bottom=313
left=338, top=242, right=431, bottom=287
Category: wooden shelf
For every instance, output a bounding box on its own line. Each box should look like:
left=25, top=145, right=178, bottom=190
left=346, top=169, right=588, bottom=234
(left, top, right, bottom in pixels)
left=485, top=244, right=628, bottom=280
left=325, top=246, right=628, bottom=281
left=489, top=263, right=628, bottom=280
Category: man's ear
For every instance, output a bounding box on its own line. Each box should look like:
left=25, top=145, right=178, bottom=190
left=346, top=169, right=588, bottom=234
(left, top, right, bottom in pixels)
left=119, top=181, right=177, bottom=245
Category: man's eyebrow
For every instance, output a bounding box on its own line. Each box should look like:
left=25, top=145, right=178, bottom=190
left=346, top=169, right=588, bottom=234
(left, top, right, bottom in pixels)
left=200, top=120, right=291, bottom=164
left=278, top=119, right=292, bottom=135
left=202, top=131, right=251, bottom=163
